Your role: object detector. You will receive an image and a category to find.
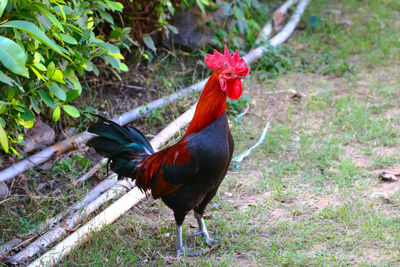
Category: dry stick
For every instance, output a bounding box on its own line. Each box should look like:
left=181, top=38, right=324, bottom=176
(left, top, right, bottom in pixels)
left=0, top=177, right=116, bottom=259
left=27, top=1, right=311, bottom=265
left=0, top=80, right=207, bottom=183
left=28, top=104, right=197, bottom=266
left=6, top=179, right=133, bottom=265
left=73, top=158, right=107, bottom=185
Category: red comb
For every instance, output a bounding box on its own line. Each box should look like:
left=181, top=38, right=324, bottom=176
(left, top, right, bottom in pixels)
left=205, top=44, right=249, bottom=76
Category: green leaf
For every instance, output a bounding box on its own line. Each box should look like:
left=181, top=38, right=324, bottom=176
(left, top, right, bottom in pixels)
left=196, top=0, right=206, bottom=14
left=64, top=68, right=82, bottom=94
left=233, top=6, right=245, bottom=20
left=0, top=69, right=15, bottom=86
left=30, top=96, right=40, bottom=114
left=38, top=89, right=55, bottom=107
left=93, top=39, right=120, bottom=54
left=47, top=61, right=55, bottom=79
left=104, top=0, right=123, bottom=11
left=62, top=105, right=80, bottom=117
left=60, top=34, right=77, bottom=45
left=142, top=36, right=156, bottom=52
left=18, top=115, right=34, bottom=128
left=56, top=4, right=66, bottom=21
left=0, top=36, right=29, bottom=77
left=66, top=89, right=79, bottom=102
left=0, top=105, right=6, bottom=115
left=0, top=123, right=8, bottom=153
left=52, top=106, right=60, bottom=121
left=20, top=107, right=34, bottom=121
left=104, top=55, right=119, bottom=70
left=167, top=25, right=179, bottom=34
left=119, top=62, right=129, bottom=72
left=34, top=62, right=46, bottom=71
left=47, top=81, right=66, bottom=101
left=51, top=69, right=65, bottom=84
left=0, top=20, right=70, bottom=60
left=0, top=0, right=7, bottom=18
left=30, top=65, right=46, bottom=81
left=33, top=4, right=64, bottom=32
left=99, top=10, right=114, bottom=24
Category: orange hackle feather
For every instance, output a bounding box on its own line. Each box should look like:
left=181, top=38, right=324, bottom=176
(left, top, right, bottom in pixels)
left=185, top=69, right=227, bottom=136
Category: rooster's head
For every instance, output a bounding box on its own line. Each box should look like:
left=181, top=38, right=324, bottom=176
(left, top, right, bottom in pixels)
left=205, top=44, right=249, bottom=99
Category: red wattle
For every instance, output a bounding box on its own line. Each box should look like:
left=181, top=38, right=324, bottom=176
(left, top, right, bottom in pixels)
left=226, top=79, right=242, bottom=99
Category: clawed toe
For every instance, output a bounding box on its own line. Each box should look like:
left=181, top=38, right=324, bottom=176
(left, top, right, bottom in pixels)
left=203, top=236, right=220, bottom=247
left=191, top=231, right=203, bottom=237
left=176, top=247, right=200, bottom=257
left=192, top=231, right=220, bottom=246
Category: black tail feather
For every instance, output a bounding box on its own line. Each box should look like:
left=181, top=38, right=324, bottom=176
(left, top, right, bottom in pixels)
left=87, top=116, right=154, bottom=179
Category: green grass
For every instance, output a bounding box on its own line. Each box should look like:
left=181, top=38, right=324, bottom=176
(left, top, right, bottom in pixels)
left=2, top=0, right=400, bottom=265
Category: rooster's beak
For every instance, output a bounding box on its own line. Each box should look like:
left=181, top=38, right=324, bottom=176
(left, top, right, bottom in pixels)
left=239, top=75, right=248, bottom=80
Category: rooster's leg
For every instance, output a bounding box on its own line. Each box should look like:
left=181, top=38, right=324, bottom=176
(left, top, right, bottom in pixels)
left=192, top=212, right=218, bottom=246
left=176, top=224, right=199, bottom=257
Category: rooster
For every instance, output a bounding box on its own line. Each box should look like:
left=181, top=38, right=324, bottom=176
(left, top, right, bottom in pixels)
left=87, top=44, right=249, bottom=256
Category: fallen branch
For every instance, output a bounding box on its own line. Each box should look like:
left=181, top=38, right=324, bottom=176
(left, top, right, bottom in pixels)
left=235, top=102, right=250, bottom=121
left=233, top=121, right=271, bottom=162
left=73, top=158, right=107, bottom=185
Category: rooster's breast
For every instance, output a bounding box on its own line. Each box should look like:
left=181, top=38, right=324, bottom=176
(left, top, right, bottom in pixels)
left=161, top=113, right=233, bottom=213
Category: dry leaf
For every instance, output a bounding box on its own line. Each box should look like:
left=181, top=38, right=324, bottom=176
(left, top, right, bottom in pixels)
left=0, top=182, right=9, bottom=197
left=205, top=243, right=221, bottom=253
left=379, top=169, right=400, bottom=182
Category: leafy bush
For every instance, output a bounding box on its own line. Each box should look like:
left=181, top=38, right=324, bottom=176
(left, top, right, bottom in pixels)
left=0, top=0, right=131, bottom=154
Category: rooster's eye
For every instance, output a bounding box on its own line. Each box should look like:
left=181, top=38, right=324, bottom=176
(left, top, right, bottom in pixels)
left=226, top=72, right=232, bottom=77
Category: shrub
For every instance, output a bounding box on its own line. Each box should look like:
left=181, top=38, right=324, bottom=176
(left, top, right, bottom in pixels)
left=0, top=0, right=131, bottom=154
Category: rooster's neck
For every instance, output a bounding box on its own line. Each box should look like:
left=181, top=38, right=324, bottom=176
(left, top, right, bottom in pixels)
left=185, top=70, right=226, bottom=136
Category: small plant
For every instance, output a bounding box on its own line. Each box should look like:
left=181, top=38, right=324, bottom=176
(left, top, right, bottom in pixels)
left=253, top=45, right=294, bottom=79
left=227, top=93, right=251, bottom=116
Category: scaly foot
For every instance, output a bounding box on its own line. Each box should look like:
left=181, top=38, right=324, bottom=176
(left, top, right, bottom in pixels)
left=191, top=230, right=220, bottom=246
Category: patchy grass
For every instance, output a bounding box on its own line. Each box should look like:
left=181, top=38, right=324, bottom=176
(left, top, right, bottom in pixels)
left=2, top=0, right=400, bottom=265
